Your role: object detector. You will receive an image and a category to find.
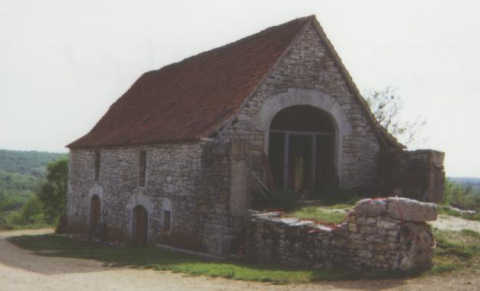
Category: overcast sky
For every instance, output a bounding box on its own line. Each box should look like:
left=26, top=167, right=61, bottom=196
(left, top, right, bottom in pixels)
left=1, top=0, right=479, bottom=177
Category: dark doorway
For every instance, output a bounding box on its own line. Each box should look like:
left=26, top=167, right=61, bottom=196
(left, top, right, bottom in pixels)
left=90, top=195, right=101, bottom=231
left=268, top=106, right=336, bottom=193
left=133, top=205, right=148, bottom=246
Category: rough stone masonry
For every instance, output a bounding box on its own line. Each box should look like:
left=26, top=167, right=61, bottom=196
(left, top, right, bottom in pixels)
left=65, top=16, right=445, bottom=261
left=246, top=197, right=437, bottom=271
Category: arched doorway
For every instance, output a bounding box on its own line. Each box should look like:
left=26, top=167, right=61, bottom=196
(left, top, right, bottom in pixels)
left=133, top=205, right=148, bottom=246
left=90, top=195, right=101, bottom=231
left=268, top=105, right=336, bottom=193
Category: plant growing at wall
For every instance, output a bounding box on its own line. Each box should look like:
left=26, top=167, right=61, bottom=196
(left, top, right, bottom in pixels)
left=365, top=87, right=426, bottom=148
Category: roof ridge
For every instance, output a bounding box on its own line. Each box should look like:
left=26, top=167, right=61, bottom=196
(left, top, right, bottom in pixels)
left=309, top=17, right=404, bottom=150
left=150, top=16, right=313, bottom=74
left=199, top=16, right=314, bottom=138
left=67, top=15, right=338, bottom=149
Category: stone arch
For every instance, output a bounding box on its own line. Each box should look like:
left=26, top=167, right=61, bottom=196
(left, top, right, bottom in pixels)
left=126, top=192, right=153, bottom=241
left=257, top=89, right=352, bottom=185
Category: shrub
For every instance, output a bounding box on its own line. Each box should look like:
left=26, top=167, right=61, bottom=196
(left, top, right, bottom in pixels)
left=5, top=195, right=45, bottom=226
left=443, top=180, right=480, bottom=212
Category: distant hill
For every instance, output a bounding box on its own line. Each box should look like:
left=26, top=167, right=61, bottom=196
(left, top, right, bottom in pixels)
left=0, top=149, right=67, bottom=210
left=449, top=177, right=480, bottom=192
left=0, top=149, right=67, bottom=178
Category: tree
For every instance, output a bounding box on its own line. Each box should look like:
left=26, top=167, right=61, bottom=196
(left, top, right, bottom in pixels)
left=37, top=158, right=68, bottom=223
left=365, top=87, right=426, bottom=148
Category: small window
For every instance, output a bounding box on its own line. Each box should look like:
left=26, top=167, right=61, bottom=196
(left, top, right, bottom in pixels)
left=164, top=210, right=171, bottom=231
left=94, top=150, right=101, bottom=181
left=139, top=150, right=146, bottom=186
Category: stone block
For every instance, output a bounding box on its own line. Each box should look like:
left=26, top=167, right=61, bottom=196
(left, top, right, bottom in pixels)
left=353, top=198, right=387, bottom=217
left=386, top=197, right=437, bottom=221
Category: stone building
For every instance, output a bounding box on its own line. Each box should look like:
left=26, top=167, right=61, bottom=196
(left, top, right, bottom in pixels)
left=66, top=16, right=444, bottom=255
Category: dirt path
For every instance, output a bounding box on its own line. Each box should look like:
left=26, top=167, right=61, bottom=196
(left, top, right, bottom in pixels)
left=0, top=228, right=478, bottom=291
left=430, top=215, right=480, bottom=232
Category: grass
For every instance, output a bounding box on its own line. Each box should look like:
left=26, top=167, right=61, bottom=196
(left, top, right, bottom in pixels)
left=429, top=228, right=480, bottom=274
left=0, top=222, right=52, bottom=231
left=285, top=204, right=352, bottom=224
left=8, top=234, right=360, bottom=284
left=7, top=216, right=480, bottom=283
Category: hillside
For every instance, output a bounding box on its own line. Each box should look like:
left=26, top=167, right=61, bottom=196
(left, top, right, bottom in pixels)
left=0, top=149, right=67, bottom=218
left=0, top=149, right=67, bottom=178
left=449, top=177, right=480, bottom=192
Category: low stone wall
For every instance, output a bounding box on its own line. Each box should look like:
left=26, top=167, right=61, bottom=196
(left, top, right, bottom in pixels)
left=246, top=197, right=437, bottom=272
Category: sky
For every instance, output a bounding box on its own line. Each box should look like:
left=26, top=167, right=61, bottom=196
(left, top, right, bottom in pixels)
left=1, top=0, right=479, bottom=177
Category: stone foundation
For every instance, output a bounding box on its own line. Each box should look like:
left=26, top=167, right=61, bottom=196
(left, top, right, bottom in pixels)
left=246, top=197, right=436, bottom=272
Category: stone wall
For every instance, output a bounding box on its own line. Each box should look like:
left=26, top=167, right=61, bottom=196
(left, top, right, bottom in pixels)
left=380, top=150, right=445, bottom=202
left=216, top=22, right=382, bottom=193
left=66, top=20, right=445, bottom=260
left=246, top=197, right=436, bottom=272
left=66, top=141, right=239, bottom=255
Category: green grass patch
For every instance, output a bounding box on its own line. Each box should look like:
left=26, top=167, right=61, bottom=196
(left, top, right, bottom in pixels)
left=429, top=228, right=480, bottom=274
left=323, top=203, right=354, bottom=210
left=8, top=234, right=353, bottom=283
left=286, top=206, right=349, bottom=224
left=9, top=228, right=480, bottom=282
left=8, top=233, right=414, bottom=283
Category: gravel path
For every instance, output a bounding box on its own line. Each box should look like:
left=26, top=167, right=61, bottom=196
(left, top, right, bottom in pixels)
left=0, top=228, right=478, bottom=291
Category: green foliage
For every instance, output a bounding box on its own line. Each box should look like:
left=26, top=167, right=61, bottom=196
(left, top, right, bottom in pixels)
left=0, top=170, right=40, bottom=192
left=5, top=195, right=45, bottom=225
left=37, top=159, right=68, bottom=223
left=0, top=149, right=66, bottom=229
left=0, top=149, right=66, bottom=177
left=443, top=179, right=480, bottom=212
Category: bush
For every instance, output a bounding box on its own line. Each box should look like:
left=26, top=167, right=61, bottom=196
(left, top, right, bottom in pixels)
left=5, top=195, right=46, bottom=227
left=443, top=180, right=480, bottom=211
left=37, top=158, right=68, bottom=224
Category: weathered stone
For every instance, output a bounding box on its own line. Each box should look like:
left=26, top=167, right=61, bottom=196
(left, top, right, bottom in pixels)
left=386, top=197, right=437, bottom=221
left=354, top=199, right=387, bottom=217
left=348, top=223, right=357, bottom=232
left=245, top=197, right=436, bottom=272
left=65, top=16, right=443, bottom=269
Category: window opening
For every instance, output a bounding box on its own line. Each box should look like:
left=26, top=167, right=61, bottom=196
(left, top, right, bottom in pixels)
left=139, top=151, right=146, bottom=186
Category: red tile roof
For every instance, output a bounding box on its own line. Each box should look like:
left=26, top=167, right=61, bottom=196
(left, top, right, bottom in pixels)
left=68, top=16, right=312, bottom=148
left=68, top=15, right=403, bottom=150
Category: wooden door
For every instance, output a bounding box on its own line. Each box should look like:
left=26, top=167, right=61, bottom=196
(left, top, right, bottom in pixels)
left=90, top=196, right=101, bottom=231
left=134, top=205, right=148, bottom=246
